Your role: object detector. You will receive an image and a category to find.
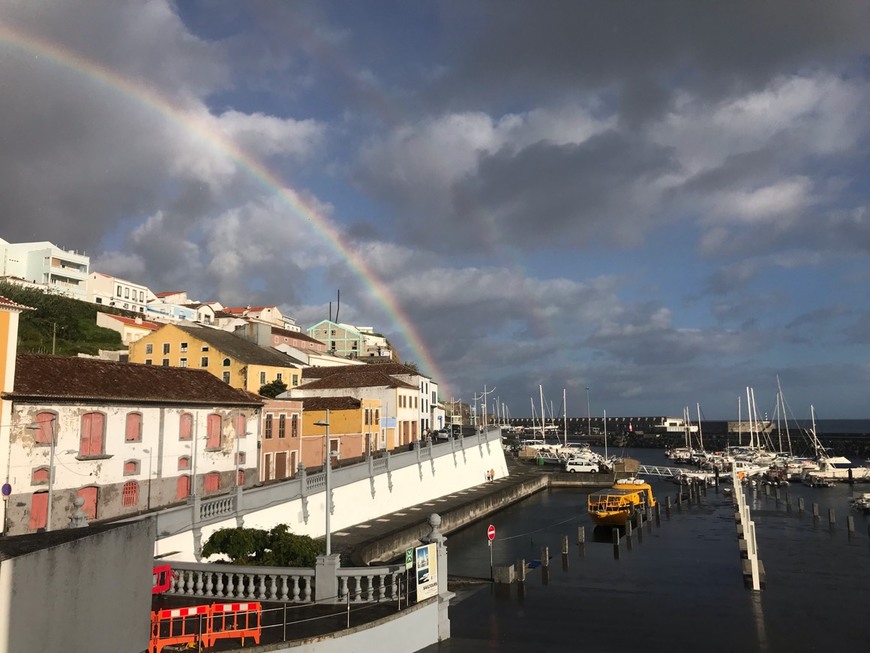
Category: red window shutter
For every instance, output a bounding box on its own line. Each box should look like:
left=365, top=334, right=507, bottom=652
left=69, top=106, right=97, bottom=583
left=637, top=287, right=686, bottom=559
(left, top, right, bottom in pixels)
left=176, top=475, right=191, bottom=500
left=31, top=467, right=50, bottom=485
left=178, top=456, right=190, bottom=470
left=34, top=412, right=55, bottom=445
left=204, top=472, right=220, bottom=492
left=29, top=492, right=48, bottom=530
left=77, top=487, right=98, bottom=520
left=179, top=413, right=193, bottom=440
left=122, top=481, right=139, bottom=507
left=206, top=414, right=222, bottom=449
left=125, top=413, right=142, bottom=442
left=80, top=413, right=105, bottom=456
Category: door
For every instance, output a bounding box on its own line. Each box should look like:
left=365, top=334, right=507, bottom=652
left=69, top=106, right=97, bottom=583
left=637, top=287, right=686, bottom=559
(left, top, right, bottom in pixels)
left=276, top=452, right=288, bottom=479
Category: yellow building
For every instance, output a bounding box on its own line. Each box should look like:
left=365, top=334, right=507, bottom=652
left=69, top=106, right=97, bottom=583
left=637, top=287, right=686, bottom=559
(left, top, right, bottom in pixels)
left=128, top=323, right=301, bottom=394
left=299, top=396, right=382, bottom=469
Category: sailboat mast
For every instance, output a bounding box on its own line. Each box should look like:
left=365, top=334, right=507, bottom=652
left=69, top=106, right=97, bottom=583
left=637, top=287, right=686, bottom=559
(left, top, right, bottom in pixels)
left=738, top=395, right=742, bottom=447
left=603, top=408, right=608, bottom=459
left=776, top=375, right=793, bottom=456
left=696, top=402, right=704, bottom=452
left=539, top=385, right=546, bottom=441
left=563, top=388, right=567, bottom=447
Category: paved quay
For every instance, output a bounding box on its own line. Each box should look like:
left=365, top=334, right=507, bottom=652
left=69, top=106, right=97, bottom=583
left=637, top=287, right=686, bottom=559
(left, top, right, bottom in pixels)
left=334, top=456, right=612, bottom=567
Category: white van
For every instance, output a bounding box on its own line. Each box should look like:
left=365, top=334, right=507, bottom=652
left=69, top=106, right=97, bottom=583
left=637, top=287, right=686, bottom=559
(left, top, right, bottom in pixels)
left=564, top=459, right=598, bottom=473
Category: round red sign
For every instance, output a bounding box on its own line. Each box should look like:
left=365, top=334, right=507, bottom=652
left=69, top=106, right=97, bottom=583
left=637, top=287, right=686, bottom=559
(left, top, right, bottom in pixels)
left=487, top=524, right=496, bottom=541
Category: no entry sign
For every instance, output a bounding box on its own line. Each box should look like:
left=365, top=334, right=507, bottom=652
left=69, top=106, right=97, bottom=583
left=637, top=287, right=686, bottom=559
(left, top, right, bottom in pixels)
left=487, top=524, right=496, bottom=541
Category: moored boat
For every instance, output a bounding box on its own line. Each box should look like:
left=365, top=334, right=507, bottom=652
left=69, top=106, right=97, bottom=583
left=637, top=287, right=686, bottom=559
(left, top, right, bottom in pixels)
left=587, top=478, right=656, bottom=527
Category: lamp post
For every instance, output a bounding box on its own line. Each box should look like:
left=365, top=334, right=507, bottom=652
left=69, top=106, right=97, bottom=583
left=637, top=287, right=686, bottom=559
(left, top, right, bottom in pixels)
left=314, top=409, right=331, bottom=556
left=585, top=387, right=591, bottom=439
left=142, top=448, right=153, bottom=510
left=27, top=417, right=57, bottom=531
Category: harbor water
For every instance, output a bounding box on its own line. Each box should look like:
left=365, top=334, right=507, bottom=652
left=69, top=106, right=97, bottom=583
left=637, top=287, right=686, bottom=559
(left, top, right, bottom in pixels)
left=426, top=448, right=870, bottom=652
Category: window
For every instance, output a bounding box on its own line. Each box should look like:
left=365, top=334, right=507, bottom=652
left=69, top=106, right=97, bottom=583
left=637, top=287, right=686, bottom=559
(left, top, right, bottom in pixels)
left=32, top=412, right=55, bottom=445
left=236, top=451, right=246, bottom=465
left=162, top=359, right=170, bottom=367
left=201, top=345, right=209, bottom=352
left=79, top=412, right=105, bottom=456
left=145, top=343, right=153, bottom=355
left=200, top=357, right=208, bottom=367
left=179, top=358, right=188, bottom=367
left=206, top=413, right=222, bottom=449
left=122, top=481, right=139, bottom=507
left=234, top=413, right=246, bottom=437
left=222, top=358, right=231, bottom=367
left=179, top=413, right=193, bottom=440
left=204, top=472, right=221, bottom=493
left=29, top=492, right=48, bottom=530
left=259, top=371, right=266, bottom=385
left=222, top=371, right=230, bottom=383
left=264, top=414, right=273, bottom=439
left=139, top=290, right=144, bottom=302
left=278, top=414, right=286, bottom=438
left=375, top=409, right=380, bottom=425
left=77, top=486, right=98, bottom=520
left=292, top=374, right=299, bottom=387
left=124, top=287, right=130, bottom=299
left=123, top=460, right=140, bottom=475
left=276, top=373, right=283, bottom=381
left=291, top=414, right=298, bottom=438
left=31, top=467, right=49, bottom=486
left=178, top=456, right=191, bottom=470
left=237, top=470, right=245, bottom=487
left=162, top=343, right=170, bottom=355
left=176, top=475, right=191, bottom=500
left=180, top=342, right=188, bottom=353
left=116, top=286, right=122, bottom=297
left=125, top=412, right=142, bottom=442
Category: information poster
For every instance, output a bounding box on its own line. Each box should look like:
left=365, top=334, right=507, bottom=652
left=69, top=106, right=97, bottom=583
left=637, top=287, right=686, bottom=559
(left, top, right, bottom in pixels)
left=415, top=543, right=438, bottom=601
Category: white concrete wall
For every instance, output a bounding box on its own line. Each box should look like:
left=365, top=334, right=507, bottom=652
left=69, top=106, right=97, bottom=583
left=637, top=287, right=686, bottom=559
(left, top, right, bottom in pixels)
left=155, top=429, right=508, bottom=561
left=0, top=520, right=155, bottom=653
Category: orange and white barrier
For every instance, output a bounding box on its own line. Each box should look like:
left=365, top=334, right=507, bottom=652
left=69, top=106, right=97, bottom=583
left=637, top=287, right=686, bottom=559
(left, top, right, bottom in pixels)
left=205, top=602, right=262, bottom=648
left=149, top=601, right=261, bottom=652
left=151, top=564, right=172, bottom=595
left=149, top=604, right=208, bottom=653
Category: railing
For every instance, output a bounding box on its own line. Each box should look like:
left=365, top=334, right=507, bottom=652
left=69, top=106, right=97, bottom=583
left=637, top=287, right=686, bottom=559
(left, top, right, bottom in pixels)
left=169, top=562, right=316, bottom=603
left=165, top=561, right=405, bottom=605
left=337, top=565, right=404, bottom=603
left=199, top=495, right=235, bottom=521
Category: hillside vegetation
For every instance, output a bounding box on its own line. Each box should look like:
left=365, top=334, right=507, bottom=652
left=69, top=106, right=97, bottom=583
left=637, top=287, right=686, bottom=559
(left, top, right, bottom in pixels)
left=0, top=282, right=124, bottom=356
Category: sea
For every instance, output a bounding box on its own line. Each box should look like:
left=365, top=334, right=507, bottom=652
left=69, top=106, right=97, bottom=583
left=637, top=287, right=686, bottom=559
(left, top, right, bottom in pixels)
left=423, top=447, right=870, bottom=653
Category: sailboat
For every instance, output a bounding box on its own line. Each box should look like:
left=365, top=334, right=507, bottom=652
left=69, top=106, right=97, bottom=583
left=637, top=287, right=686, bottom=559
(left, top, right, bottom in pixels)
left=801, top=406, right=870, bottom=484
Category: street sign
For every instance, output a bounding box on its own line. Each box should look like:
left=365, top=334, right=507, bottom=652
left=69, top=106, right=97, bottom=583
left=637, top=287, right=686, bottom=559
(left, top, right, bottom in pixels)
left=1, top=483, right=11, bottom=497
left=487, top=524, right=496, bottom=541
left=405, top=547, right=414, bottom=570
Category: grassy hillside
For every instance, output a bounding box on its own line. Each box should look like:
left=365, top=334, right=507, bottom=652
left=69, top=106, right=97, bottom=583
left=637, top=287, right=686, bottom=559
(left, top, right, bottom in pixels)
left=0, top=282, right=125, bottom=356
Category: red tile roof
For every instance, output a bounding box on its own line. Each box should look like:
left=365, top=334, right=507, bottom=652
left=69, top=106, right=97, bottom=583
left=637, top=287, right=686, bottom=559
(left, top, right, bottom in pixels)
left=6, top=354, right=263, bottom=406
left=0, top=296, right=34, bottom=312
left=106, top=314, right=161, bottom=330
left=299, top=396, right=363, bottom=411
left=297, top=368, right=416, bottom=391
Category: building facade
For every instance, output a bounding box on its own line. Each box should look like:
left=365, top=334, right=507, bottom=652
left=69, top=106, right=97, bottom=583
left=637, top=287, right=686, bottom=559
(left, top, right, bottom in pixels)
left=260, top=397, right=303, bottom=483
left=0, top=239, right=90, bottom=301
left=86, top=272, right=154, bottom=314
left=2, top=353, right=262, bottom=534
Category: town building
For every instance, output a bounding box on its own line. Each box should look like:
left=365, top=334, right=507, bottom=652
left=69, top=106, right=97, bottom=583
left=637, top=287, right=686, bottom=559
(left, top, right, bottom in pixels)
left=2, top=353, right=262, bottom=534
left=0, top=238, right=90, bottom=301
left=95, top=311, right=161, bottom=345
left=306, top=320, right=395, bottom=361
left=288, top=367, right=418, bottom=449
left=128, top=323, right=302, bottom=393
left=260, top=397, right=303, bottom=483
left=222, top=305, right=297, bottom=331
left=299, top=395, right=382, bottom=468
left=85, top=271, right=154, bottom=314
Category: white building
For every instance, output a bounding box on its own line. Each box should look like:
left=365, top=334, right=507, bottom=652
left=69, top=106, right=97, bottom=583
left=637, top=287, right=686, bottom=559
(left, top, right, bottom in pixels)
left=0, top=238, right=90, bottom=301
left=86, top=271, right=155, bottom=314
left=3, top=353, right=262, bottom=534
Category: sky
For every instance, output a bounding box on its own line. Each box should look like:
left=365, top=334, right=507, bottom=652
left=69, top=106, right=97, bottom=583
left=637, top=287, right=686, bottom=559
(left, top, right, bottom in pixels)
left=1, top=1, right=868, bottom=420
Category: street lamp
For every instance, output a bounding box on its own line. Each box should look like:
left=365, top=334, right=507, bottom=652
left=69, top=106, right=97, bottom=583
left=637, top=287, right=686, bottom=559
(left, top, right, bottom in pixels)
left=314, top=409, right=332, bottom=556
left=27, top=417, right=57, bottom=531
left=142, top=448, right=154, bottom=510
left=585, top=387, right=591, bottom=439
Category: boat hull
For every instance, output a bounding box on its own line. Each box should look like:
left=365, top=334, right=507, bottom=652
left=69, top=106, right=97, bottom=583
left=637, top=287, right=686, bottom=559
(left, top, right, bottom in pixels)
left=590, top=509, right=634, bottom=528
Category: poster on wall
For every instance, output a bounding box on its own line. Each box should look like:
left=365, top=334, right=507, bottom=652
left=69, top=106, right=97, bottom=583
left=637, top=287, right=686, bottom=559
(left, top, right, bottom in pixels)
left=415, top=543, right=438, bottom=601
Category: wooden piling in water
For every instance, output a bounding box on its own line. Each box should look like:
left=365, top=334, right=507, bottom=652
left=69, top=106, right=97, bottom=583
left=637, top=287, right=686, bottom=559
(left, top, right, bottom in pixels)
left=828, top=507, right=836, bottom=529
left=561, top=534, right=569, bottom=555
left=847, top=515, right=854, bottom=536
left=655, top=502, right=661, bottom=526
left=798, top=497, right=805, bottom=512
left=577, top=525, right=585, bottom=545
left=516, top=559, right=526, bottom=584
left=812, top=502, right=819, bottom=520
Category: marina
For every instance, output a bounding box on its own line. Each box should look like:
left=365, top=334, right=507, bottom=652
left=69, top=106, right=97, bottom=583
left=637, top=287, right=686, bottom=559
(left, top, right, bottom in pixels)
left=428, top=447, right=870, bottom=652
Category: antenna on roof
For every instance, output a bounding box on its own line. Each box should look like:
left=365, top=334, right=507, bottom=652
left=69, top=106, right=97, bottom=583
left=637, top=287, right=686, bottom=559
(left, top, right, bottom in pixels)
left=329, top=301, right=332, bottom=322
left=335, top=289, right=340, bottom=323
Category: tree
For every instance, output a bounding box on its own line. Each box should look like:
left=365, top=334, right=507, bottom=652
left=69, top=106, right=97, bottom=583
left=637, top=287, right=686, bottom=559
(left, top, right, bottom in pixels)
left=202, top=524, right=324, bottom=566
left=258, top=378, right=288, bottom=398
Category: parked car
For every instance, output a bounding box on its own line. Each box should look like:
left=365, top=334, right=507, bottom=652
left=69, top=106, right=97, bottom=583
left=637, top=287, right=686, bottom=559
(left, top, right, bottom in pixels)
left=435, top=429, right=451, bottom=440
left=564, top=459, right=598, bottom=473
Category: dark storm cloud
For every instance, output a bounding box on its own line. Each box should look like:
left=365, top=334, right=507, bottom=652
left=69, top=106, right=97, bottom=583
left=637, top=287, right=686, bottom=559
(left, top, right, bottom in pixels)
left=450, top=131, right=678, bottom=250
left=433, top=1, right=869, bottom=115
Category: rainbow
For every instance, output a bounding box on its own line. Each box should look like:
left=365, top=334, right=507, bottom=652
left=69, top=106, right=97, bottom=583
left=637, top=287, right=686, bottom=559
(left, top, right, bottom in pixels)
left=0, top=23, right=448, bottom=391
